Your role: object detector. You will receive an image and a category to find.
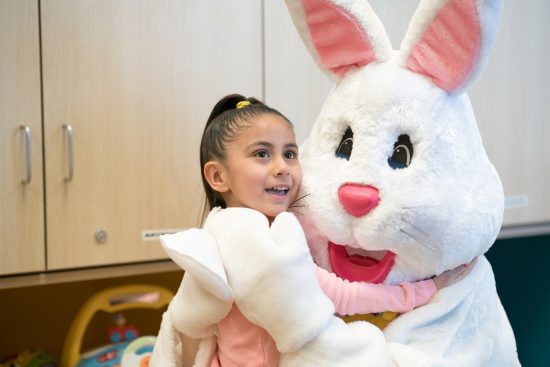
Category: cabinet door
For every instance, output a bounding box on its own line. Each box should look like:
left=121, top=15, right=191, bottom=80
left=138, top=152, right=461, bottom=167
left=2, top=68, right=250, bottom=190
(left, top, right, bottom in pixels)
left=0, top=0, right=45, bottom=275
left=41, top=0, right=263, bottom=269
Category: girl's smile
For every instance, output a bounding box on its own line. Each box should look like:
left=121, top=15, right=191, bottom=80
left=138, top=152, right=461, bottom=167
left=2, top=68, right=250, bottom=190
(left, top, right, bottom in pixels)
left=265, top=186, right=290, bottom=196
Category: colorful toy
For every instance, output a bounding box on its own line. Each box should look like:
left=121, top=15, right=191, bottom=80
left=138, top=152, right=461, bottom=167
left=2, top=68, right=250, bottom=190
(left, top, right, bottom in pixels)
left=76, top=336, right=154, bottom=367
left=120, top=337, right=156, bottom=367
left=108, top=314, right=139, bottom=343
left=61, top=285, right=173, bottom=367
left=76, top=342, right=129, bottom=367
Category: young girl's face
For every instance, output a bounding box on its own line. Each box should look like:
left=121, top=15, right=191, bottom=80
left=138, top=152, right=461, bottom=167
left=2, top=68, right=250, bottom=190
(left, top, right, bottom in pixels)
left=216, top=113, right=302, bottom=221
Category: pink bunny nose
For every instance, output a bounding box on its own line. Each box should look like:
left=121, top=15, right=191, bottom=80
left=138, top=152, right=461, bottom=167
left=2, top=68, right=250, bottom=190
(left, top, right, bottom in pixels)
left=338, top=184, right=380, bottom=217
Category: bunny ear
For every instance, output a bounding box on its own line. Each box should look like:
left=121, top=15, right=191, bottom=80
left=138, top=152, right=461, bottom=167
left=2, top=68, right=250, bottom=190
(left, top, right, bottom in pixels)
left=398, top=0, right=503, bottom=94
left=285, top=0, right=392, bottom=80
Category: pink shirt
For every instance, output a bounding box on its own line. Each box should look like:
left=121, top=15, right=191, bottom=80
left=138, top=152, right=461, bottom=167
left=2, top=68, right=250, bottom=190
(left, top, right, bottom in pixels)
left=210, top=266, right=437, bottom=366
left=210, top=305, right=279, bottom=367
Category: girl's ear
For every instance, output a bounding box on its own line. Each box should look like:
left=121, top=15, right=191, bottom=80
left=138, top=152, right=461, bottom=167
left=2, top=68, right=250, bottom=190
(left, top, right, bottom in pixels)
left=204, top=161, right=229, bottom=193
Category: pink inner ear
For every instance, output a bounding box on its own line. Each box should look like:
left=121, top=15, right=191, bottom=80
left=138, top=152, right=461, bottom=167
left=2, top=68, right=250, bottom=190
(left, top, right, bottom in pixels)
left=406, top=0, right=481, bottom=92
left=302, top=0, right=376, bottom=78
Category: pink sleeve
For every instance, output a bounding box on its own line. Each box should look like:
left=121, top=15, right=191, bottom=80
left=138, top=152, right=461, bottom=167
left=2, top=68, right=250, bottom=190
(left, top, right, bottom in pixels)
left=316, top=266, right=437, bottom=316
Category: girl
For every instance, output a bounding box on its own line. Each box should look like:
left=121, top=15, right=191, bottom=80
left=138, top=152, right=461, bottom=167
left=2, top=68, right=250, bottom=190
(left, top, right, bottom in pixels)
left=182, top=94, right=471, bottom=366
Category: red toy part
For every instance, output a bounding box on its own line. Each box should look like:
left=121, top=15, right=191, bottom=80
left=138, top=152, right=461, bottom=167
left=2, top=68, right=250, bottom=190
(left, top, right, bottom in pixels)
left=108, top=325, right=140, bottom=343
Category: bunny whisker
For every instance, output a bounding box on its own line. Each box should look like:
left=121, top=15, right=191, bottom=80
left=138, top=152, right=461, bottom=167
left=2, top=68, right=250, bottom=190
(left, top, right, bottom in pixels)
left=401, top=205, right=436, bottom=210
left=290, top=193, right=311, bottom=207
left=288, top=193, right=312, bottom=214
left=399, top=216, right=438, bottom=251
left=401, top=218, right=432, bottom=238
left=399, top=229, right=436, bottom=253
left=402, top=223, right=434, bottom=246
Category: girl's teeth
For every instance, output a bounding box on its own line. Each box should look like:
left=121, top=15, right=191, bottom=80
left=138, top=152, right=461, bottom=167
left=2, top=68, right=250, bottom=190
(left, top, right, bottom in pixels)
left=266, top=187, right=289, bottom=195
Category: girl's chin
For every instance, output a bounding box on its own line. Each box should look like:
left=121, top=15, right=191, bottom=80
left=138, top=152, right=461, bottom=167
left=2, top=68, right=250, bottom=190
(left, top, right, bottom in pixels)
left=264, top=208, right=287, bottom=223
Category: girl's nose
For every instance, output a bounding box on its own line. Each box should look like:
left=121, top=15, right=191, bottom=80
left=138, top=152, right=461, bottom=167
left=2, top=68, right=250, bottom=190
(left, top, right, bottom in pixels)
left=273, top=157, right=290, bottom=176
left=338, top=183, right=380, bottom=217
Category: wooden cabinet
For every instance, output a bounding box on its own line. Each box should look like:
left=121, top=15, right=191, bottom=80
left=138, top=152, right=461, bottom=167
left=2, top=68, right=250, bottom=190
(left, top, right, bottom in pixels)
left=41, top=0, right=262, bottom=270
left=0, top=0, right=45, bottom=275
left=1, top=0, right=262, bottom=276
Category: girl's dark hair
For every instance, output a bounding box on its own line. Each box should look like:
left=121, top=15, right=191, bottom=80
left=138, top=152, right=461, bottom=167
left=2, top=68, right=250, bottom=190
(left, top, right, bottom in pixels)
left=200, top=94, right=293, bottom=212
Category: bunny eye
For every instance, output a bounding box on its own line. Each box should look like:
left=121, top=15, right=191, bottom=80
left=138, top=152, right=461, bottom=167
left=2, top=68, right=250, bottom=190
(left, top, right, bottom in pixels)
left=335, top=127, right=353, bottom=160
left=388, top=135, right=413, bottom=169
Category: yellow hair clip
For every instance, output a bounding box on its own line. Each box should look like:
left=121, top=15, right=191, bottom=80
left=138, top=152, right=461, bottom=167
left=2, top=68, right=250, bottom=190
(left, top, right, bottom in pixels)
left=236, top=101, right=251, bottom=109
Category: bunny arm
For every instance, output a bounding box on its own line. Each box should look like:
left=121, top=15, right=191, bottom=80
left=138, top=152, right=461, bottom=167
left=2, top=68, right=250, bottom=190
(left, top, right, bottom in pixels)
left=204, top=208, right=335, bottom=352
left=161, top=229, right=233, bottom=302
left=149, top=311, right=185, bottom=367
left=283, top=257, right=518, bottom=367
left=382, top=256, right=519, bottom=367
left=150, top=311, right=216, bottom=367
left=151, top=229, right=235, bottom=366
left=159, top=229, right=234, bottom=338
left=204, top=208, right=388, bottom=366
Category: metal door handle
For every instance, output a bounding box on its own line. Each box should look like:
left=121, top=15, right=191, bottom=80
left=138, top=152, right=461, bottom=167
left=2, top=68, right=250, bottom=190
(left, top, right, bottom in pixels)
left=63, top=124, right=74, bottom=182
left=20, top=125, right=32, bottom=185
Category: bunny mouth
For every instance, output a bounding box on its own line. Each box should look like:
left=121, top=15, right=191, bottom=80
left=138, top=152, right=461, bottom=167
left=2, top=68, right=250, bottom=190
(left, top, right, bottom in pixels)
left=328, top=242, right=395, bottom=284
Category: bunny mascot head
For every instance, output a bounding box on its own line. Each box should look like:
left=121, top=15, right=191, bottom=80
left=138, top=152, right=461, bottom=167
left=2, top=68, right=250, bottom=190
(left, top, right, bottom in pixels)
left=289, top=0, right=504, bottom=285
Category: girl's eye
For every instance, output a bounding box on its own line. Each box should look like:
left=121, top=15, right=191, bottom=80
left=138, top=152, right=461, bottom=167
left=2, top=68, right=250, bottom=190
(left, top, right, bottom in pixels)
left=335, top=127, right=353, bottom=160
left=388, top=134, right=413, bottom=169
left=255, top=150, right=269, bottom=158
left=284, top=151, right=297, bottom=159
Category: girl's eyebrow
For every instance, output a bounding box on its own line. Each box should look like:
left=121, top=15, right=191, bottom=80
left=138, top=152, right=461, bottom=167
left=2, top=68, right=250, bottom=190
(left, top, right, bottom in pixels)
left=247, top=141, right=298, bottom=150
